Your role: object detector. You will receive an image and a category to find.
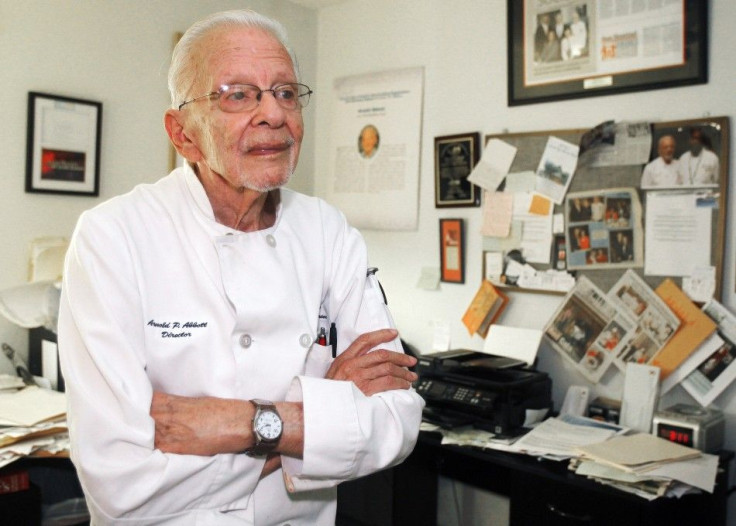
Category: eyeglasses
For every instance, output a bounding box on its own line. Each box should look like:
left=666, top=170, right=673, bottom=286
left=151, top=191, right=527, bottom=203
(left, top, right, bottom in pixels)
left=178, top=83, right=313, bottom=112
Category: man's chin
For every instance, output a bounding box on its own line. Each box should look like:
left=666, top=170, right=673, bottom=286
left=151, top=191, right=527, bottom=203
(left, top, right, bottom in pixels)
left=241, top=172, right=292, bottom=193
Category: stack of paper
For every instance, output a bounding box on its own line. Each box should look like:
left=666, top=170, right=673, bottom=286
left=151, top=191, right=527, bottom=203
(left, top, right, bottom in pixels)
left=0, top=386, right=68, bottom=467
left=574, top=433, right=718, bottom=497
left=511, top=416, right=620, bottom=460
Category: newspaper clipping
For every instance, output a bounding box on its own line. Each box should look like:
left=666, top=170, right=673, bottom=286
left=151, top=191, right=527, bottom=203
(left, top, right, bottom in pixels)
left=681, top=301, right=736, bottom=406
left=525, top=0, right=685, bottom=87
left=609, top=270, right=681, bottom=366
left=565, top=188, right=643, bottom=270
left=544, top=276, right=625, bottom=382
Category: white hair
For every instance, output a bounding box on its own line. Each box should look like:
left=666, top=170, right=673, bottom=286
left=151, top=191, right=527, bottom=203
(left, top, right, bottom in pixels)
left=167, top=10, right=301, bottom=109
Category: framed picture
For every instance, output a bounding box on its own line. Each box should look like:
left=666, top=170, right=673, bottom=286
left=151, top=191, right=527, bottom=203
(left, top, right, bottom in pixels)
left=26, top=92, right=102, bottom=196
left=507, top=0, right=708, bottom=106
left=439, top=218, right=465, bottom=283
left=434, top=133, right=481, bottom=207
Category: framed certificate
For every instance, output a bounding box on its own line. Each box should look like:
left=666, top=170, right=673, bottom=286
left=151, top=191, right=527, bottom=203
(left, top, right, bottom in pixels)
left=26, top=92, right=102, bottom=196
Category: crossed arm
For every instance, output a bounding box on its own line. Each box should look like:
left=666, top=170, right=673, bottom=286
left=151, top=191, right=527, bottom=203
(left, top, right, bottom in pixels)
left=150, top=328, right=418, bottom=475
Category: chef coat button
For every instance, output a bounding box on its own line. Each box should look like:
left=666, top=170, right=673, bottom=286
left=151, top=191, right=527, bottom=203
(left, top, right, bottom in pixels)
left=299, top=333, right=311, bottom=348
left=266, top=234, right=276, bottom=247
left=239, top=334, right=252, bottom=348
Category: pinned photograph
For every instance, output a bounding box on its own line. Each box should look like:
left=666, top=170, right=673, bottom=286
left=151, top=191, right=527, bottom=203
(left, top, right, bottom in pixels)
left=641, top=121, right=724, bottom=189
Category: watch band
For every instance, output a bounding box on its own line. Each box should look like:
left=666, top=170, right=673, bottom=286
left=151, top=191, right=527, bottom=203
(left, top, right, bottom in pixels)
left=245, top=399, right=282, bottom=457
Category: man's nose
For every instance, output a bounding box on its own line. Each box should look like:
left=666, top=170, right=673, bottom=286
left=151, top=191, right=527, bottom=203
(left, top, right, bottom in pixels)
left=252, top=91, right=287, bottom=127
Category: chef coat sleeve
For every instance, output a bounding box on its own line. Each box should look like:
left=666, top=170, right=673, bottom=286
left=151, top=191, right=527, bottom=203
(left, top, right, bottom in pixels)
left=281, top=206, right=424, bottom=491
left=58, top=211, right=263, bottom=522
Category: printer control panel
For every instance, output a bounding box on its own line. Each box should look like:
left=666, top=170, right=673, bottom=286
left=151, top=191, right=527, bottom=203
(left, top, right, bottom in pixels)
left=416, top=378, right=497, bottom=410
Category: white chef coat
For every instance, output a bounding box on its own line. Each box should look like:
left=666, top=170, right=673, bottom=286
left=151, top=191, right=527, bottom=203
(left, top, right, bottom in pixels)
left=640, top=157, right=682, bottom=188
left=678, top=149, right=719, bottom=186
left=58, top=165, right=424, bottom=525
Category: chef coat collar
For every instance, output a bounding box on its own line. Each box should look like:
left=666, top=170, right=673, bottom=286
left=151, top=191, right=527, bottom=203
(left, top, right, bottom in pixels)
left=181, top=163, right=283, bottom=235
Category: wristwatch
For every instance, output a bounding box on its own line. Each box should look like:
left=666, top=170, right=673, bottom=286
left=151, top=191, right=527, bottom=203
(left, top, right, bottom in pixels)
left=245, top=399, right=283, bottom=457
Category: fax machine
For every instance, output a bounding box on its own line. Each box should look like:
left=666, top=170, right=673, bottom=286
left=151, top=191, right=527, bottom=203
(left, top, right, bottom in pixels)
left=414, top=349, right=552, bottom=435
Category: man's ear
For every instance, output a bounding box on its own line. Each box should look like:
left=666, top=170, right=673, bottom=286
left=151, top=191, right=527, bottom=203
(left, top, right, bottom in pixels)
left=164, top=109, right=203, bottom=163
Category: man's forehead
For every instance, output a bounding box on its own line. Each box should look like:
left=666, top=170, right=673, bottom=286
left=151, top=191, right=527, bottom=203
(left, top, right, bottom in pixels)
left=199, top=27, right=294, bottom=74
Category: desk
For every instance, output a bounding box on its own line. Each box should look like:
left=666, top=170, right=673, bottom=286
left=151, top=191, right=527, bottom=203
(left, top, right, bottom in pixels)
left=0, top=457, right=85, bottom=526
left=337, top=432, right=733, bottom=526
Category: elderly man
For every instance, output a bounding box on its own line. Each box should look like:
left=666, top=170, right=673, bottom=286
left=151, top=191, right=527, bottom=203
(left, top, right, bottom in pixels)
left=641, top=134, right=682, bottom=188
left=58, top=9, right=423, bottom=525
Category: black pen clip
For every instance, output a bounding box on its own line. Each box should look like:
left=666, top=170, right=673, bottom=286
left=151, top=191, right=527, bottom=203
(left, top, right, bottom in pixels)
left=367, top=267, right=387, bottom=305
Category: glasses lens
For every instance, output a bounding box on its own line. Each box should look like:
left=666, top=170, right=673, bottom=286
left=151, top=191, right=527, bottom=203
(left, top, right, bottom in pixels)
left=296, top=84, right=312, bottom=108
left=217, top=84, right=313, bottom=112
left=273, top=84, right=312, bottom=109
left=218, top=85, right=260, bottom=113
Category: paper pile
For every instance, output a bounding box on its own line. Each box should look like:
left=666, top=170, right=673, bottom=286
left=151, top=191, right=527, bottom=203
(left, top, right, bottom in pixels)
left=0, top=386, right=68, bottom=468
left=421, top=416, right=721, bottom=501
left=572, top=433, right=718, bottom=499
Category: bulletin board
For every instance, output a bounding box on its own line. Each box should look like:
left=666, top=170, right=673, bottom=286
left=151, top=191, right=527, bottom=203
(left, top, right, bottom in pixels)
left=486, top=116, right=730, bottom=299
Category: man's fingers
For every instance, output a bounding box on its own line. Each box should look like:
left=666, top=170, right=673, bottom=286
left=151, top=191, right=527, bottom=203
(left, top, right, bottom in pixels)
left=360, top=377, right=413, bottom=397
left=338, top=328, right=399, bottom=360
left=361, top=362, right=418, bottom=383
left=358, top=349, right=417, bottom=369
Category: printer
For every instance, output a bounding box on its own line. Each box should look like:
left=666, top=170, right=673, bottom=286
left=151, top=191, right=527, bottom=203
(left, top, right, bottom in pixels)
left=414, top=349, right=552, bottom=435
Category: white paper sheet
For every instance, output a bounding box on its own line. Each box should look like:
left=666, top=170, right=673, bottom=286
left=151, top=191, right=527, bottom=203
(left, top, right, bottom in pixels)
left=416, top=267, right=440, bottom=290
left=512, top=417, right=616, bottom=458
left=0, top=386, right=66, bottom=426
left=431, top=320, right=451, bottom=353
left=682, top=266, right=716, bottom=303
left=481, top=325, right=542, bottom=365
left=41, top=339, right=59, bottom=391
left=504, top=171, right=536, bottom=193
left=483, top=252, right=504, bottom=282
left=467, top=139, right=517, bottom=191
left=645, top=192, right=711, bottom=276
left=620, top=363, right=660, bottom=433
left=513, top=192, right=553, bottom=264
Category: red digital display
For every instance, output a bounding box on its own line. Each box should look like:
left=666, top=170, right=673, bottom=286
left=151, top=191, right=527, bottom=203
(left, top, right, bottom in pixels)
left=658, top=423, right=694, bottom=446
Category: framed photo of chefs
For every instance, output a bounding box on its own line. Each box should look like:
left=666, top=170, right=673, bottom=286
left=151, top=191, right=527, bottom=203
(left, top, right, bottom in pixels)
left=507, top=0, right=708, bottom=106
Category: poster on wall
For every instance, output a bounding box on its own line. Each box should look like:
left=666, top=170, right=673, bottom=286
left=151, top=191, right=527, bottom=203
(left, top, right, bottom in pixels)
left=325, top=67, right=424, bottom=230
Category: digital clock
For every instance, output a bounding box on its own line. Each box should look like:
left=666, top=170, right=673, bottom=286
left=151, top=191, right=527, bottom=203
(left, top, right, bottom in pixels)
left=652, top=404, right=724, bottom=453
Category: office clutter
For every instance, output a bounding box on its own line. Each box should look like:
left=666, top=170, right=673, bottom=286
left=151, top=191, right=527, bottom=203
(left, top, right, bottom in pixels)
left=0, top=385, right=68, bottom=468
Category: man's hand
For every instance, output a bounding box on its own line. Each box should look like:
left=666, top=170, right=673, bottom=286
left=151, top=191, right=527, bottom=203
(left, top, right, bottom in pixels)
left=151, top=392, right=251, bottom=455
left=325, top=329, right=418, bottom=396
left=260, top=453, right=282, bottom=480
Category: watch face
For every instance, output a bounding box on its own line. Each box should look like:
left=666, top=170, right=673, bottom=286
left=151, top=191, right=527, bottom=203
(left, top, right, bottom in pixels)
left=255, top=410, right=283, bottom=441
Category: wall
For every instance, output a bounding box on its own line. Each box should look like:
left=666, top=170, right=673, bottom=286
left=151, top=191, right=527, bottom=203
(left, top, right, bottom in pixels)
left=313, top=0, right=736, bottom=522
left=0, top=1, right=318, bottom=373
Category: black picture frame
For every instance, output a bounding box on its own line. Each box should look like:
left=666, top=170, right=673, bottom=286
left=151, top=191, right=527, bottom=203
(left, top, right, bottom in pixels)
left=507, top=0, right=708, bottom=106
left=439, top=218, right=465, bottom=284
left=434, top=133, right=481, bottom=208
left=26, top=92, right=102, bottom=196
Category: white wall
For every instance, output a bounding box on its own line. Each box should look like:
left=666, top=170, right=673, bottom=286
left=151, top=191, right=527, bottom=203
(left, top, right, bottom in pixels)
left=0, top=1, right=318, bottom=372
left=314, top=0, right=736, bottom=520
